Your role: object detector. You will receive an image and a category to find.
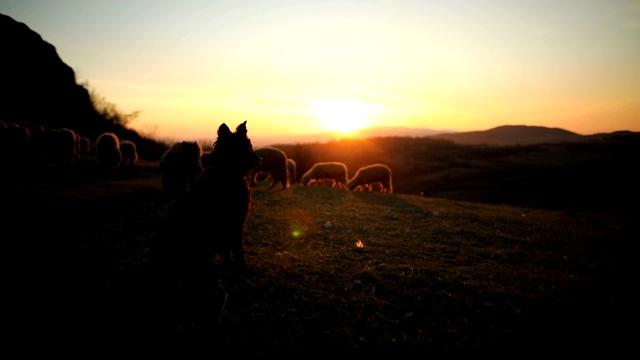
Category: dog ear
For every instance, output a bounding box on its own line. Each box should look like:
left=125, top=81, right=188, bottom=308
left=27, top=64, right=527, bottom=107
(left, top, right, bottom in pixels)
left=236, top=121, right=248, bottom=135
left=218, top=123, right=232, bottom=137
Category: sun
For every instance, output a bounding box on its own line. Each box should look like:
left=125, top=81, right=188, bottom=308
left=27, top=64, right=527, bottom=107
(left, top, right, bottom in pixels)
left=309, top=98, right=376, bottom=133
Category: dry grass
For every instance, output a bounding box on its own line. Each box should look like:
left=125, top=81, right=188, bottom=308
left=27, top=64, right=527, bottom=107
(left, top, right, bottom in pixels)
left=3, top=165, right=637, bottom=356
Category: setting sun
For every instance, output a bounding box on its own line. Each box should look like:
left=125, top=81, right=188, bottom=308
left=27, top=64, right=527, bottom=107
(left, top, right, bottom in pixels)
left=309, top=98, right=377, bottom=133
left=5, top=2, right=639, bottom=142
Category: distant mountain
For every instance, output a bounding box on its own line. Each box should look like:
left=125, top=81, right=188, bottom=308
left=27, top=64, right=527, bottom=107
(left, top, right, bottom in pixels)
left=257, top=124, right=638, bottom=147
left=252, top=132, right=340, bottom=147
left=255, top=125, right=452, bottom=147
left=353, top=125, right=451, bottom=138
left=426, top=125, right=586, bottom=145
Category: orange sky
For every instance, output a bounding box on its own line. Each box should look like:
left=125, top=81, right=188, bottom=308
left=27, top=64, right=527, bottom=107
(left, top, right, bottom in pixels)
left=3, top=0, right=639, bottom=144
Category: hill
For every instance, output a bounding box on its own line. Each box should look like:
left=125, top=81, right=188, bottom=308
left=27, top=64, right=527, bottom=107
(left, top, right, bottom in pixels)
left=426, top=125, right=585, bottom=145
left=0, top=13, right=168, bottom=160
left=3, top=166, right=636, bottom=356
left=0, top=13, right=99, bottom=134
left=253, top=125, right=629, bottom=148
left=250, top=126, right=449, bottom=147
left=272, top=131, right=640, bottom=215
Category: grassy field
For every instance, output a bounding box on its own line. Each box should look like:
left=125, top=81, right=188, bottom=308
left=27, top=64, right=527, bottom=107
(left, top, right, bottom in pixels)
left=4, top=162, right=637, bottom=356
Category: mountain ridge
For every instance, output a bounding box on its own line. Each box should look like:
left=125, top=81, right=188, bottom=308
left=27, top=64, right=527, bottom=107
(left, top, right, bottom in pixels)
left=426, top=125, right=583, bottom=145
left=252, top=124, right=636, bottom=147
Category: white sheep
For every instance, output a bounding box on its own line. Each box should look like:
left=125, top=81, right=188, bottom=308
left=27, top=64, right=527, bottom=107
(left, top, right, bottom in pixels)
left=300, top=162, right=348, bottom=189
left=249, top=146, right=289, bottom=189
left=119, top=140, right=138, bottom=168
left=307, top=178, right=338, bottom=187
left=347, top=163, right=393, bottom=194
left=159, top=141, right=203, bottom=192
left=95, top=132, right=122, bottom=171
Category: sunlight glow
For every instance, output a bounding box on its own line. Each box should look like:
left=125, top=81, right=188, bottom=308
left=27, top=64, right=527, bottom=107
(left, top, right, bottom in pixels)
left=309, top=98, right=377, bottom=133
left=6, top=2, right=639, bottom=140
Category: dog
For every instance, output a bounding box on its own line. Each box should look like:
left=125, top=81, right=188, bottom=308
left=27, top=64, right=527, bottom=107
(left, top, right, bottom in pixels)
left=152, top=121, right=262, bottom=284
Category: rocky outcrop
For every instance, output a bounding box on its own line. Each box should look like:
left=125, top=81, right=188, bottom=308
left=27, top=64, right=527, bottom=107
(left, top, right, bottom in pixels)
left=0, top=13, right=100, bottom=137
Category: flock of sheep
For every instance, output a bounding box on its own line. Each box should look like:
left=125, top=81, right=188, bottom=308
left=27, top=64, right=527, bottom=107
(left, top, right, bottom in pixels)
left=299, top=160, right=393, bottom=193
left=158, top=143, right=393, bottom=194
left=1, top=120, right=392, bottom=193
left=254, top=146, right=393, bottom=193
left=0, top=121, right=139, bottom=177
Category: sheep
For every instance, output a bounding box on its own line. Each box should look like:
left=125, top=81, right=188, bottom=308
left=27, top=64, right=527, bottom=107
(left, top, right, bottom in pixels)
left=249, top=146, right=288, bottom=190
left=119, top=140, right=138, bottom=168
left=300, top=162, right=348, bottom=189
left=25, top=126, right=79, bottom=166
left=2, top=122, right=31, bottom=148
left=287, top=158, right=297, bottom=185
left=95, top=132, right=122, bottom=171
left=79, top=136, right=92, bottom=155
left=159, top=141, right=203, bottom=192
left=347, top=163, right=393, bottom=194
left=353, top=183, right=383, bottom=192
left=49, top=128, right=81, bottom=165
left=0, top=122, right=31, bottom=173
left=308, top=178, right=338, bottom=187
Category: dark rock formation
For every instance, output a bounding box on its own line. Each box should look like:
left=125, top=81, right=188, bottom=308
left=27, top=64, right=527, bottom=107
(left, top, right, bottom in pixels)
left=0, top=13, right=168, bottom=159
left=0, top=13, right=101, bottom=137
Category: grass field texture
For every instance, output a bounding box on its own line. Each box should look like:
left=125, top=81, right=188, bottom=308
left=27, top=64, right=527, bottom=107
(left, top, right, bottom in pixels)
left=4, top=164, right=637, bottom=356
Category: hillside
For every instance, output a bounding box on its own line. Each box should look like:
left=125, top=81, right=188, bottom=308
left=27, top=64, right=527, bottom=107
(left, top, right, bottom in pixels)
left=272, top=131, right=640, bottom=215
left=3, top=165, right=637, bottom=356
left=0, top=13, right=168, bottom=160
left=0, top=13, right=98, bottom=134
left=426, top=125, right=585, bottom=145
left=253, top=124, right=623, bottom=148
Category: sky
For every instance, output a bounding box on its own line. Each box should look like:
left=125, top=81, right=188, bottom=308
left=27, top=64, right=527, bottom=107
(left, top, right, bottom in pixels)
left=2, top=0, right=640, bottom=144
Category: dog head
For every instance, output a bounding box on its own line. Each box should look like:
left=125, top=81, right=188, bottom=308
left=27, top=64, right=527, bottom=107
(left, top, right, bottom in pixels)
left=210, top=121, right=262, bottom=177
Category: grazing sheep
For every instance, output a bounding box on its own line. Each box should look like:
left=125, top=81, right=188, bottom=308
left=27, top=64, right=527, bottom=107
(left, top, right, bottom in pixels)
left=308, top=178, right=337, bottom=187
left=119, top=140, right=138, bottom=168
left=0, top=122, right=31, bottom=172
left=249, top=146, right=288, bottom=190
left=300, top=162, right=348, bottom=189
left=27, top=126, right=80, bottom=166
left=2, top=123, right=31, bottom=148
left=159, top=141, right=203, bottom=192
left=287, top=158, right=297, bottom=184
left=352, top=183, right=383, bottom=192
left=347, top=163, right=393, bottom=194
left=50, top=128, right=81, bottom=165
left=95, top=132, right=122, bottom=171
left=79, top=136, right=92, bottom=155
